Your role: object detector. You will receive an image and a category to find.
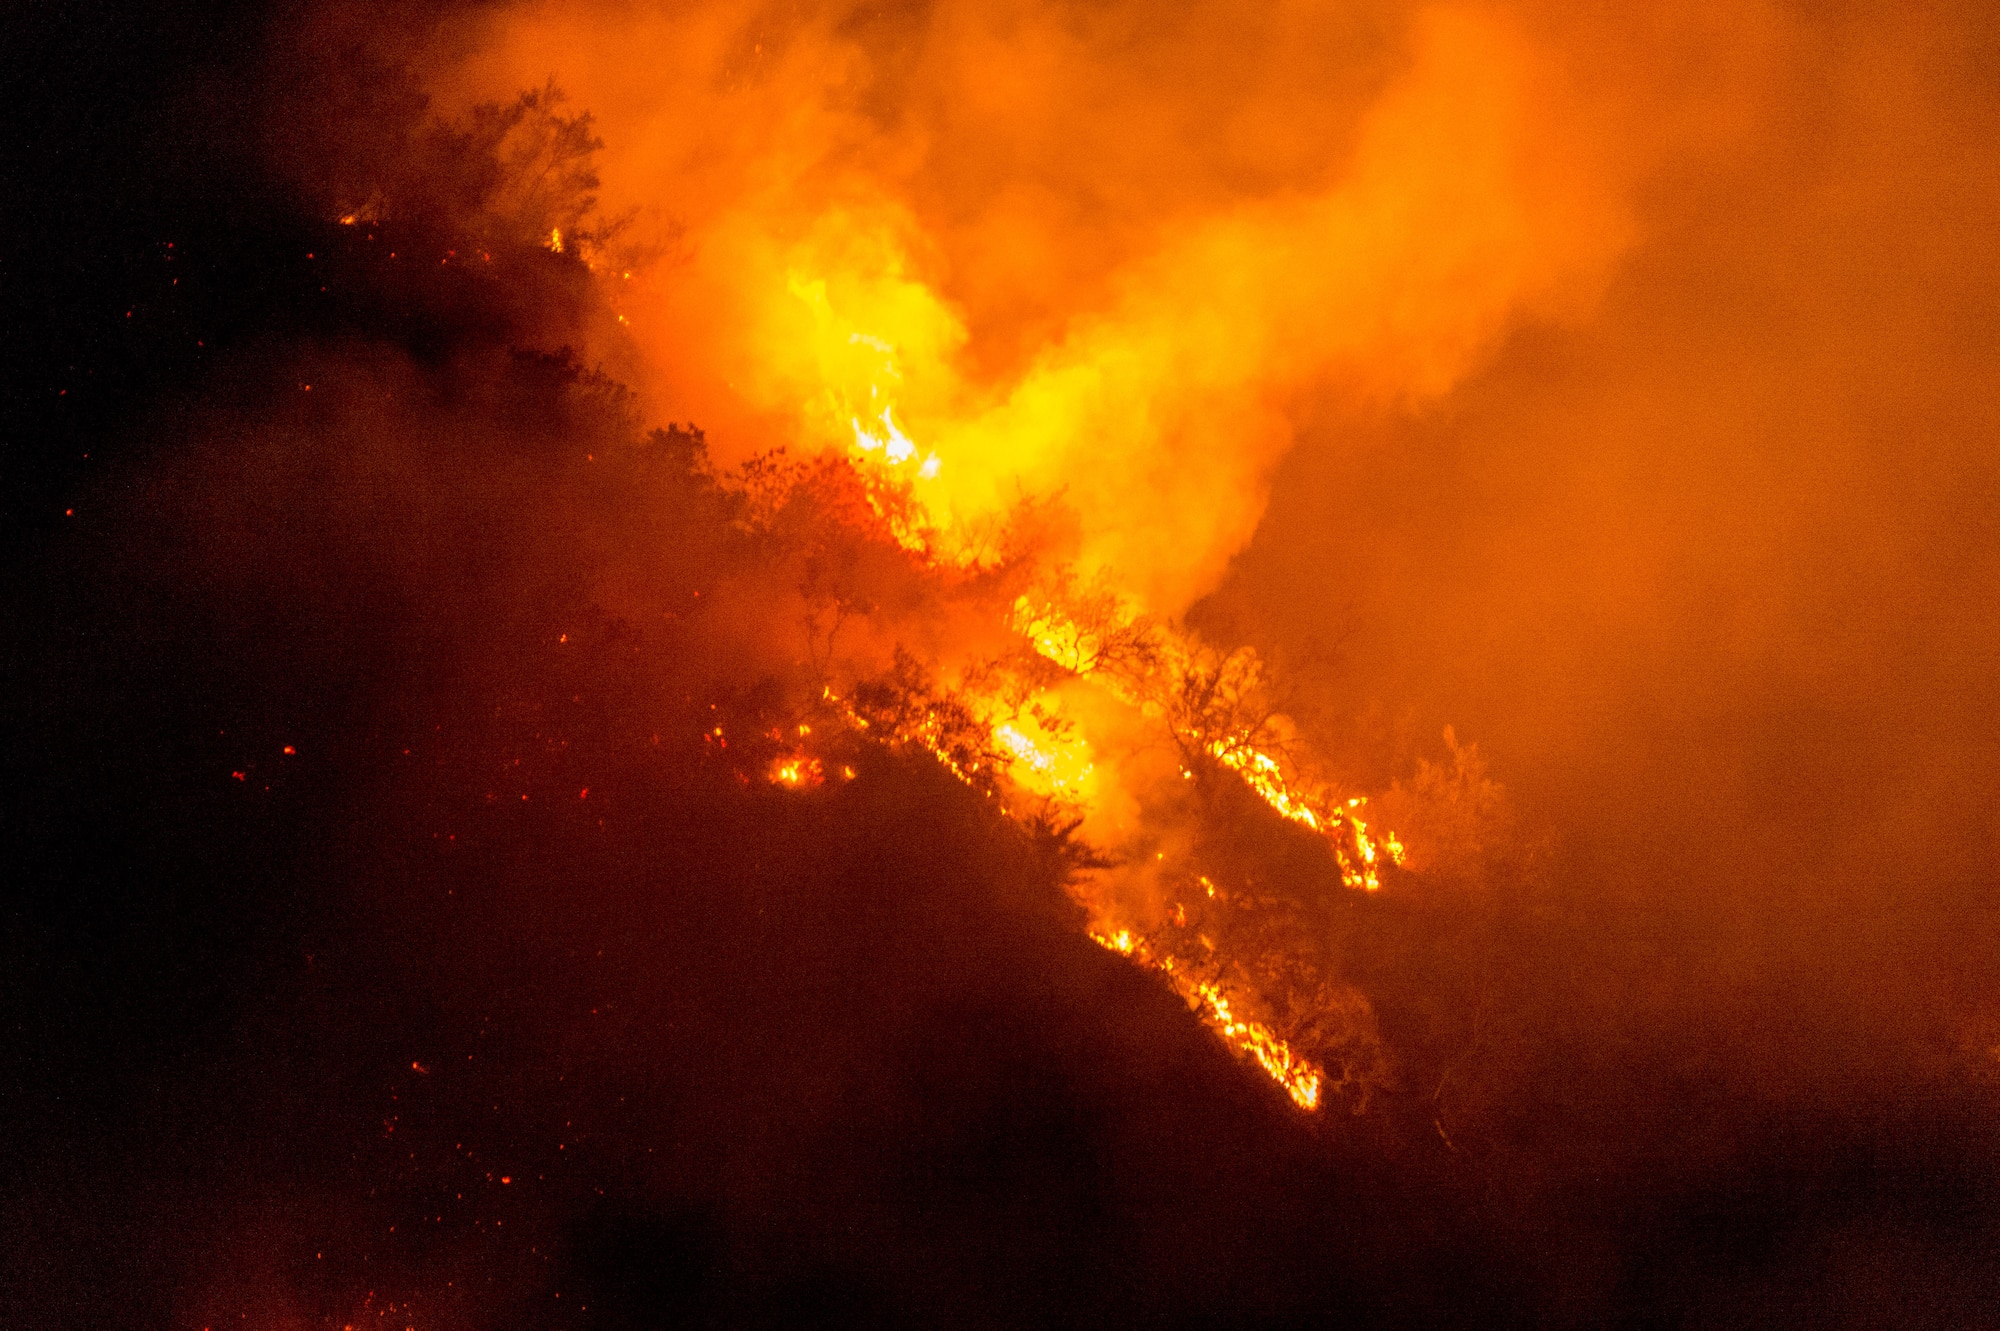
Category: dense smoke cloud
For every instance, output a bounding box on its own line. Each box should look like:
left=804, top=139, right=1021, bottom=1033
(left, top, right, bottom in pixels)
left=391, top=0, right=1727, bottom=608
left=1202, top=0, right=2000, bottom=1059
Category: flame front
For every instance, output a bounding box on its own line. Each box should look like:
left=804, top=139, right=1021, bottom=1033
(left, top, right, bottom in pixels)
left=419, top=1, right=1619, bottom=1110
left=758, top=588, right=1400, bottom=1109
left=1089, top=928, right=1322, bottom=1111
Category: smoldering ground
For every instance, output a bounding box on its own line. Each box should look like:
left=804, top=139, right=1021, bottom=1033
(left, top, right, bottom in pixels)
left=7, top=0, right=2000, bottom=1327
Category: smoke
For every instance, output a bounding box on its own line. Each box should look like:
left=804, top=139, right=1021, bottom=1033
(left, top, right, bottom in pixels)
left=13, top=0, right=2000, bottom=1324
left=392, top=0, right=1698, bottom=609
left=1204, top=0, right=2000, bottom=1047
left=288, top=3, right=1738, bottom=1094
left=275, top=0, right=1999, bottom=1250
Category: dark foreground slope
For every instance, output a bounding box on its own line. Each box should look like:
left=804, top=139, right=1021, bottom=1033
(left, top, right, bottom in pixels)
left=0, top=331, right=1500, bottom=1328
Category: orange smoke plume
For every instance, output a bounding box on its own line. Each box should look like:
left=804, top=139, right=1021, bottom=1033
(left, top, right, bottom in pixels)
left=432, top=0, right=1638, bottom=608
left=300, top=0, right=1754, bottom=1110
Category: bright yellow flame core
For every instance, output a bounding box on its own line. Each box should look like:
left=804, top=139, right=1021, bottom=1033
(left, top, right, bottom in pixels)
left=992, top=714, right=1095, bottom=799
left=787, top=272, right=949, bottom=513
left=769, top=754, right=824, bottom=789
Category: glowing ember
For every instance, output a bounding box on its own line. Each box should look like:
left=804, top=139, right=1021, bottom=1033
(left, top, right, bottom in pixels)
left=1190, top=982, right=1323, bottom=1112
left=769, top=754, right=824, bottom=789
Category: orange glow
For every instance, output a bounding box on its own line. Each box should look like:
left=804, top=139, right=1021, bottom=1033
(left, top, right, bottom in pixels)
left=437, top=2, right=1636, bottom=608
left=401, top=0, right=1650, bottom=1112
left=1091, top=927, right=1323, bottom=1110
left=768, top=754, right=824, bottom=790
left=991, top=711, right=1094, bottom=801
left=718, top=501, right=1400, bottom=1108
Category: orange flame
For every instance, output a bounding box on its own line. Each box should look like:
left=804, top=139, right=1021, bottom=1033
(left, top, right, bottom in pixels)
left=1090, top=927, right=1322, bottom=1110
left=415, top=3, right=1621, bottom=1112
left=768, top=754, right=824, bottom=789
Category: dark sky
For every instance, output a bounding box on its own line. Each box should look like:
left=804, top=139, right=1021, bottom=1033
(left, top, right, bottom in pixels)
left=6, top=3, right=2000, bottom=1328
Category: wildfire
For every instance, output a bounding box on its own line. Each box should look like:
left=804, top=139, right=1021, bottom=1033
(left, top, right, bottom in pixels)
left=991, top=712, right=1094, bottom=800
left=1191, top=982, right=1323, bottom=1112
left=1012, top=589, right=1408, bottom=891
left=1207, top=742, right=1407, bottom=892
left=737, top=502, right=1404, bottom=1109
left=416, top=0, right=1639, bottom=1117
left=620, top=141, right=1415, bottom=1116
left=789, top=279, right=947, bottom=503
left=1089, top=927, right=1323, bottom=1111
left=769, top=754, right=823, bottom=789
